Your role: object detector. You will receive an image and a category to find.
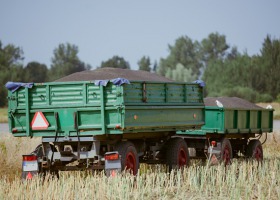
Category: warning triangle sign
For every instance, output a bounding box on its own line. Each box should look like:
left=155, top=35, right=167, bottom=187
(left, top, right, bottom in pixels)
left=31, top=112, right=49, bottom=130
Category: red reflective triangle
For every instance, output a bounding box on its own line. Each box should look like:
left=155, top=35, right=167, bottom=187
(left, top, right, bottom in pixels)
left=31, top=112, right=49, bottom=130
left=111, top=170, right=116, bottom=177
left=26, top=172, right=33, bottom=180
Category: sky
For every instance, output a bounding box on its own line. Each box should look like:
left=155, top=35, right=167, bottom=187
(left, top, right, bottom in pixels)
left=0, top=1, right=280, bottom=70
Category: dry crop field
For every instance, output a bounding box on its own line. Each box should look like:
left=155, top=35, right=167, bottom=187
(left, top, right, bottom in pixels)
left=0, top=132, right=280, bottom=199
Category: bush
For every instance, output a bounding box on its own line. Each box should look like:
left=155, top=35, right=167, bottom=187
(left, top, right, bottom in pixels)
left=256, top=93, right=273, bottom=103
left=220, top=86, right=258, bottom=102
left=276, top=94, right=280, bottom=103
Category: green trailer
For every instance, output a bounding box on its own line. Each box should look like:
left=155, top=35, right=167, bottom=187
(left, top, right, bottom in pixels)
left=6, top=79, right=273, bottom=178
left=7, top=80, right=204, bottom=177
left=179, top=97, right=273, bottom=164
left=200, top=106, right=273, bottom=135
left=8, top=80, right=204, bottom=137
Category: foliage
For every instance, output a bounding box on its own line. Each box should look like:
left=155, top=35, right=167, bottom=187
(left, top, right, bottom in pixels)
left=137, top=56, right=151, bottom=72
left=24, top=62, right=48, bottom=83
left=0, top=41, right=24, bottom=107
left=0, top=108, right=7, bottom=123
left=152, top=60, right=158, bottom=72
left=158, top=36, right=202, bottom=78
left=49, top=43, right=91, bottom=81
left=202, top=36, right=280, bottom=103
left=1, top=33, right=280, bottom=103
left=158, top=33, right=234, bottom=83
left=200, top=32, right=230, bottom=64
left=277, top=94, right=280, bottom=103
left=0, top=41, right=23, bottom=71
left=256, top=35, right=280, bottom=99
left=165, top=63, right=197, bottom=82
left=100, top=56, right=130, bottom=69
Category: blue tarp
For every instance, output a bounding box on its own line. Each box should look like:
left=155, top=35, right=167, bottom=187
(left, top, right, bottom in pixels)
left=94, top=78, right=130, bottom=86
left=5, top=82, right=34, bottom=93
left=111, top=78, right=130, bottom=86
left=193, top=80, right=205, bottom=87
left=94, top=80, right=109, bottom=86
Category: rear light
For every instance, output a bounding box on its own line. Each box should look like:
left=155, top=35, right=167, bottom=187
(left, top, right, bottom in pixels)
left=23, top=155, right=37, bottom=161
left=105, top=153, right=119, bottom=160
left=12, top=128, right=18, bottom=133
left=211, top=141, right=217, bottom=147
left=115, top=125, right=121, bottom=129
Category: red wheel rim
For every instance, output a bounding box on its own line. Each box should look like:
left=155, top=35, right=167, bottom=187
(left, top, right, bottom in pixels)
left=223, top=145, right=231, bottom=165
left=254, top=145, right=263, bottom=161
left=178, top=147, right=187, bottom=167
left=125, top=152, right=136, bottom=175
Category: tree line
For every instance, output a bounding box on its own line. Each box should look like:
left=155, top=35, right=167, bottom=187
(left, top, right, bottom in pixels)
left=1, top=32, right=280, bottom=107
left=158, top=33, right=280, bottom=103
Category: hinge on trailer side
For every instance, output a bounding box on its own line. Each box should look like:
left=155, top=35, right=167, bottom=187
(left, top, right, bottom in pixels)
left=142, top=82, right=147, bottom=102
left=74, top=112, right=81, bottom=161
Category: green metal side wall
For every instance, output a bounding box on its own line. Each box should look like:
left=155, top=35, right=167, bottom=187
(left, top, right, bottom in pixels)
left=8, top=81, right=204, bottom=137
left=201, top=106, right=273, bottom=134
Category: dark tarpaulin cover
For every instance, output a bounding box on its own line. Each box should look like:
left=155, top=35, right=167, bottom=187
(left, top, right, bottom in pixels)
left=5, top=82, right=34, bottom=93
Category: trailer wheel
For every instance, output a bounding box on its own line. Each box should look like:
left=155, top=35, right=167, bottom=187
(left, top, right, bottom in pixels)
left=246, top=139, right=263, bottom=161
left=166, top=138, right=189, bottom=171
left=220, top=138, right=232, bottom=165
left=115, top=141, right=139, bottom=175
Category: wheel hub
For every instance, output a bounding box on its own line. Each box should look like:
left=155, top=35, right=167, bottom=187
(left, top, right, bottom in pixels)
left=178, top=148, right=187, bottom=166
left=126, top=152, right=136, bottom=174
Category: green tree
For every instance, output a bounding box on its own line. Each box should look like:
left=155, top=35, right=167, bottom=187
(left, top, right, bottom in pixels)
left=201, top=32, right=229, bottom=64
left=100, top=56, right=130, bottom=69
left=138, top=56, right=151, bottom=71
left=257, top=35, right=280, bottom=99
left=202, top=52, right=273, bottom=102
left=24, top=62, right=48, bottom=82
left=49, top=43, right=91, bottom=81
left=158, top=36, right=202, bottom=77
left=0, top=41, right=23, bottom=71
left=152, top=60, right=158, bottom=72
left=165, top=63, right=197, bottom=82
left=0, top=41, right=24, bottom=106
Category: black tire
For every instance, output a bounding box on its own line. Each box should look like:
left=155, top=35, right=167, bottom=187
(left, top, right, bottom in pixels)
left=246, top=139, right=263, bottom=161
left=166, top=138, right=190, bottom=171
left=220, top=138, right=232, bottom=165
left=115, top=141, right=139, bottom=175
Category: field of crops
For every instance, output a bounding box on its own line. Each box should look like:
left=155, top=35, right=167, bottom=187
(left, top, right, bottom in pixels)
left=0, top=132, right=280, bottom=199
left=0, top=108, right=7, bottom=123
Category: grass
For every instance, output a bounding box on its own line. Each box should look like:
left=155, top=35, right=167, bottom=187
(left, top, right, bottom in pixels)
left=0, top=132, right=280, bottom=199
left=0, top=107, right=8, bottom=123
left=1, top=160, right=280, bottom=199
